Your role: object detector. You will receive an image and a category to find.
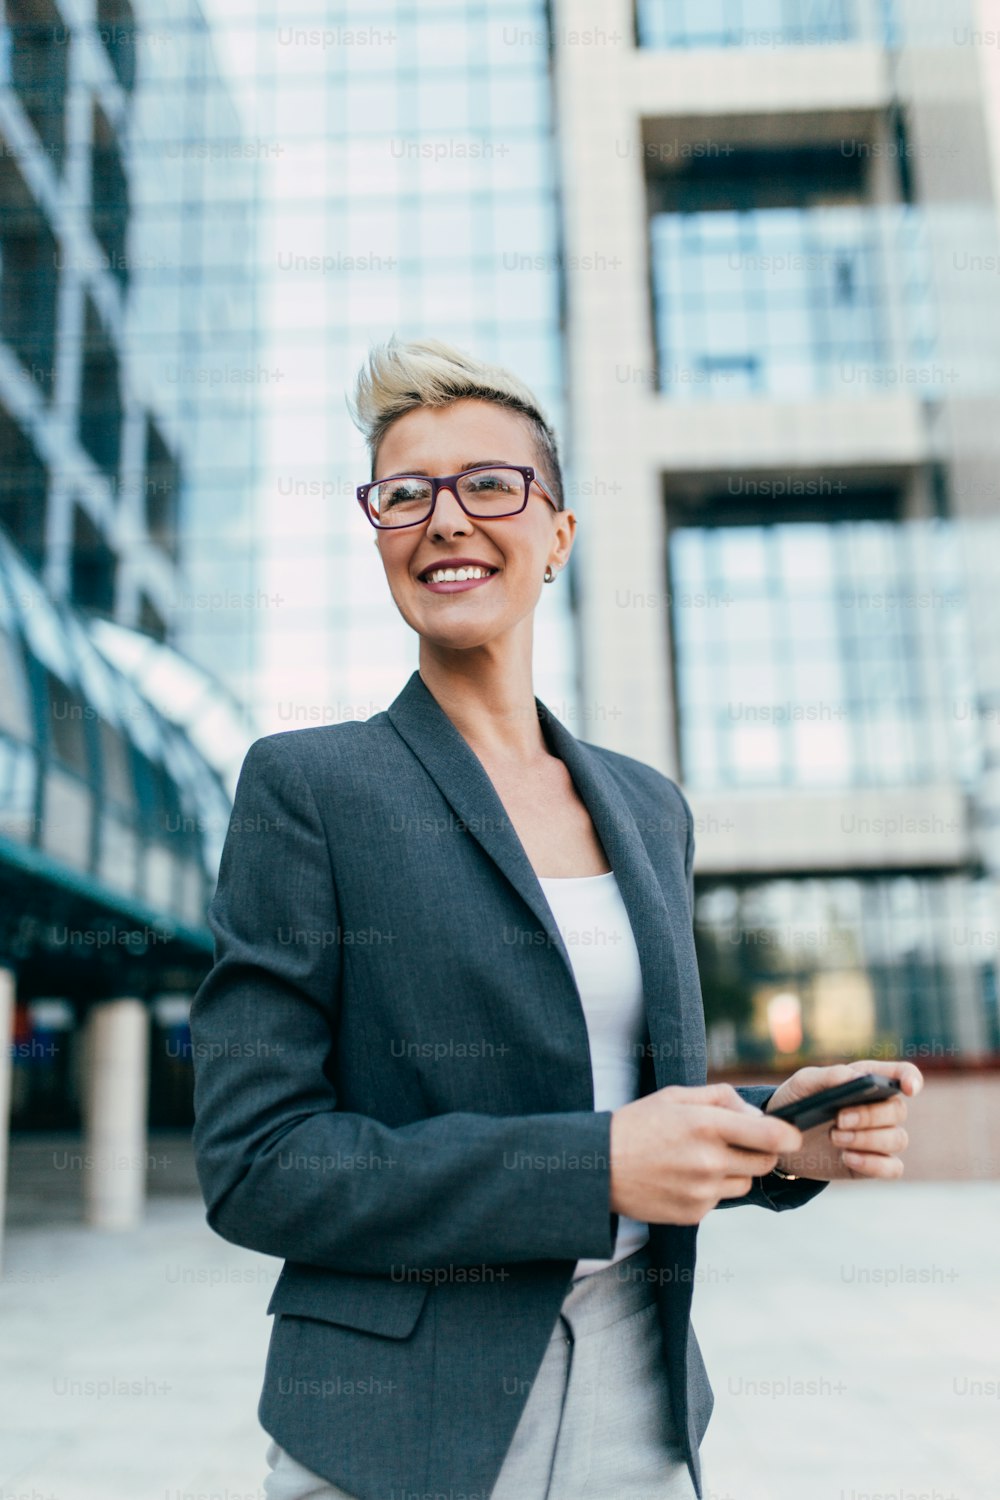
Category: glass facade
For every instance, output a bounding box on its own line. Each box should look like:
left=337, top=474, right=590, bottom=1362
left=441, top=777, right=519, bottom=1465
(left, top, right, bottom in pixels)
left=0, top=529, right=230, bottom=926
left=197, top=0, right=575, bottom=728
left=635, top=0, right=893, bottom=49
left=0, top=0, right=248, bottom=947
left=0, top=0, right=572, bottom=886
left=125, top=0, right=260, bottom=699
left=695, top=874, right=1000, bottom=1068
left=670, top=516, right=979, bottom=792
left=0, top=0, right=259, bottom=720
left=1, top=0, right=579, bottom=1132
left=628, top=14, right=1000, bottom=1074
left=650, top=206, right=936, bottom=402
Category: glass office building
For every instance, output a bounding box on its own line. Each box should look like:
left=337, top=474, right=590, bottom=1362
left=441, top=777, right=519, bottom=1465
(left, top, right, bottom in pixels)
left=198, top=0, right=576, bottom=728
left=670, top=515, right=978, bottom=793
left=0, top=0, right=576, bottom=1164
left=554, top=0, right=1000, bottom=1069
left=650, top=205, right=937, bottom=403
left=0, top=0, right=258, bottom=695
left=0, top=0, right=257, bottom=1148
left=634, top=0, right=897, bottom=49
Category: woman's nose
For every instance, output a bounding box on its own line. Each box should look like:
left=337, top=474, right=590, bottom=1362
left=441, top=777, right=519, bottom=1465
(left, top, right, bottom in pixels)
left=428, top=483, right=471, bottom=535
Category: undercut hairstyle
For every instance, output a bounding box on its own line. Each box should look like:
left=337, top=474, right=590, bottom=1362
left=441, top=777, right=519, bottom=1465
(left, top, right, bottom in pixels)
left=347, top=335, right=565, bottom=510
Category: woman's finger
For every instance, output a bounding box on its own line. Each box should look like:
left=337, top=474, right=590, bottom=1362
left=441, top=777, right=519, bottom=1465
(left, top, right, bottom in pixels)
left=831, top=1124, right=908, bottom=1155
left=840, top=1148, right=905, bottom=1178
left=718, top=1175, right=755, bottom=1199
left=835, top=1097, right=907, bottom=1132
left=723, top=1146, right=784, bottom=1177
left=846, top=1059, right=924, bottom=1096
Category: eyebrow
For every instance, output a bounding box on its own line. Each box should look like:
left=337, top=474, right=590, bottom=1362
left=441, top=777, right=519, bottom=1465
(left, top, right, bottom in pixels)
left=391, top=458, right=515, bottom=476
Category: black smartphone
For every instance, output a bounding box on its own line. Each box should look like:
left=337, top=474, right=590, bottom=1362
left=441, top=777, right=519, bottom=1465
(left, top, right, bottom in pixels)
left=766, top=1073, right=903, bottom=1132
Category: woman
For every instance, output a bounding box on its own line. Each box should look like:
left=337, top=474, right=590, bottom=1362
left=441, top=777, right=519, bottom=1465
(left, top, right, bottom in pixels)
left=189, top=337, right=922, bottom=1500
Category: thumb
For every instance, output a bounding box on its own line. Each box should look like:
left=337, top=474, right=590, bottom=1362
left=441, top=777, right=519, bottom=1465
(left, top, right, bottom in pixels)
left=675, top=1082, right=760, bottom=1114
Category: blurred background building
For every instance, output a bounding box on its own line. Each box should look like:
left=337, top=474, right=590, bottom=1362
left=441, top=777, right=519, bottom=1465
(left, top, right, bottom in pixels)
left=0, top=0, right=577, bottom=1260
left=2, top=0, right=1000, bottom=1263
left=0, top=0, right=259, bottom=1257
left=553, top=0, right=1000, bottom=1123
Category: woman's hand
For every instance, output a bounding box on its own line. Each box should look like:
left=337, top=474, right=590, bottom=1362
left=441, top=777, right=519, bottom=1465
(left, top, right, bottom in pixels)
left=609, top=1083, right=803, bottom=1226
left=764, top=1059, right=924, bottom=1181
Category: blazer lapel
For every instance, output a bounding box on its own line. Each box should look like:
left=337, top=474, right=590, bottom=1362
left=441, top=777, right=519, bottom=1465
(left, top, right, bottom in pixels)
left=385, top=669, right=696, bottom=1090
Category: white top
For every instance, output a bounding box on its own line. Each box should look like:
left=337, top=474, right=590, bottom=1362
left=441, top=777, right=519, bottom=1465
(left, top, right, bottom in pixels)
left=536, top=868, right=650, bottom=1280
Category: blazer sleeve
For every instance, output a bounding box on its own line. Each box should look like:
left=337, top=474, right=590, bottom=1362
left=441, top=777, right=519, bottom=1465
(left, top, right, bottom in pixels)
left=675, top=780, right=829, bottom=1214
left=189, top=736, right=620, bottom=1275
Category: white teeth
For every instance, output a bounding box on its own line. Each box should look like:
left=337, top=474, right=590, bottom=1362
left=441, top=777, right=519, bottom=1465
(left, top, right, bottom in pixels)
left=424, top=565, right=494, bottom=583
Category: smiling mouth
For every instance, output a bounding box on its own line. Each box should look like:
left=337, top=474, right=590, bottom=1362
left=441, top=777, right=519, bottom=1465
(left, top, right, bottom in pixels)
left=418, top=565, right=500, bottom=591
left=419, top=564, right=498, bottom=582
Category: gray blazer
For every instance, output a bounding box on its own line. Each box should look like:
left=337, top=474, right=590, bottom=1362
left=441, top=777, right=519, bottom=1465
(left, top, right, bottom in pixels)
left=189, top=668, right=826, bottom=1500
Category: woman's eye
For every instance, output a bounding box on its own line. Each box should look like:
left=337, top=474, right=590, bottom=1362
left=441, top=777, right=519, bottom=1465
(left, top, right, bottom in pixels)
left=468, top=475, right=511, bottom=492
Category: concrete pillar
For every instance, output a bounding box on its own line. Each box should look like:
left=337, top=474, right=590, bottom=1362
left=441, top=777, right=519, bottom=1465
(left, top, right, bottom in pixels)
left=0, top=966, right=14, bottom=1275
left=82, top=997, right=149, bottom=1230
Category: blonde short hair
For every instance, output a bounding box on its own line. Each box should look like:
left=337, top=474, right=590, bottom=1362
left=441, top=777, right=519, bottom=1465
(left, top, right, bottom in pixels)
left=347, top=335, right=564, bottom=509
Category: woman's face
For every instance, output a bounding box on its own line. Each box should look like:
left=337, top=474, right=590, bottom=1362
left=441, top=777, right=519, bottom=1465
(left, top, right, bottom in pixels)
left=372, top=398, right=575, bottom=652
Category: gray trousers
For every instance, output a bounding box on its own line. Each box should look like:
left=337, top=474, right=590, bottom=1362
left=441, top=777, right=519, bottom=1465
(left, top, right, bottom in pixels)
left=263, top=1242, right=701, bottom=1500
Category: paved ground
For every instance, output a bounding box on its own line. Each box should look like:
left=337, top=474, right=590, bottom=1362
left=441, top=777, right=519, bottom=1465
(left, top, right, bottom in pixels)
left=694, top=1179, right=998, bottom=1500
left=0, top=1134, right=997, bottom=1500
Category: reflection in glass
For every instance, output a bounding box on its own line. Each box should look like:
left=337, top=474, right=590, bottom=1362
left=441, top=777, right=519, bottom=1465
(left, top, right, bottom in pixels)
left=42, top=769, right=92, bottom=871
left=0, top=629, right=32, bottom=739
left=651, top=206, right=934, bottom=402
left=636, top=0, right=860, bottom=48
left=0, top=737, right=36, bottom=842
left=696, top=873, right=994, bottom=1067
left=670, top=516, right=977, bottom=791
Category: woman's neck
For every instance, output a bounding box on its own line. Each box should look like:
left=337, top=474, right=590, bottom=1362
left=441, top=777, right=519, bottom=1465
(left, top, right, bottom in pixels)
left=416, top=647, right=549, bottom=767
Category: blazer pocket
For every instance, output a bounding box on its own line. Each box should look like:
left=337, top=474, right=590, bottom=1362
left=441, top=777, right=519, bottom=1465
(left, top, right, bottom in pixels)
left=267, top=1264, right=430, bottom=1339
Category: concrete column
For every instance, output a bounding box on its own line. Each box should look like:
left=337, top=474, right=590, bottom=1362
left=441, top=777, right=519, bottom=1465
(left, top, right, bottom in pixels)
left=82, top=997, right=149, bottom=1230
left=0, top=966, right=15, bottom=1276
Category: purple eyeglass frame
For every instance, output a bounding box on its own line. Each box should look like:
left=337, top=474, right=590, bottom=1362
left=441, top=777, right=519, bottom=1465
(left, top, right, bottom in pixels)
left=356, top=463, right=558, bottom=530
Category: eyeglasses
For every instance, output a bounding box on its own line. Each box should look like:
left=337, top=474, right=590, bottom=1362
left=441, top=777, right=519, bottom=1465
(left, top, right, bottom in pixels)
left=357, top=464, right=558, bottom=530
